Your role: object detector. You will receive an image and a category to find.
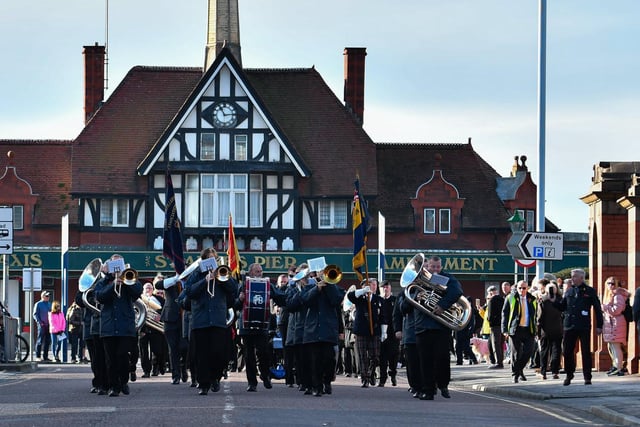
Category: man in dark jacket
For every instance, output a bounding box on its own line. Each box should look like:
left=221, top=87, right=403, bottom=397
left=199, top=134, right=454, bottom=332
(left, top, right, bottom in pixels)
left=347, top=278, right=383, bottom=388
left=95, top=254, right=143, bottom=397
left=502, top=280, right=537, bottom=384
left=378, top=281, right=399, bottom=386
left=553, top=269, right=603, bottom=386
left=155, top=274, right=189, bottom=385
left=487, top=284, right=505, bottom=369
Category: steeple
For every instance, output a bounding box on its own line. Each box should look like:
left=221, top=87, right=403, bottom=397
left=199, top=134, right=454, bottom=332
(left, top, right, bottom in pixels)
left=205, top=0, right=242, bottom=70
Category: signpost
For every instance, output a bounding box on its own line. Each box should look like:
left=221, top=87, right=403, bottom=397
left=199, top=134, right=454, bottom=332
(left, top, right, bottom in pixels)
left=0, top=206, right=13, bottom=255
left=507, top=232, right=564, bottom=261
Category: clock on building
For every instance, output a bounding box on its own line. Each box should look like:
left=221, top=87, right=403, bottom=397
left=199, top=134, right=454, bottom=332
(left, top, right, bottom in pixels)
left=212, top=102, right=237, bottom=128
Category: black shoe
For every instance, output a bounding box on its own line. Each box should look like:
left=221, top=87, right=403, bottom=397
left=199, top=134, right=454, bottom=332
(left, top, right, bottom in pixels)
left=391, top=376, right=397, bottom=387
left=563, top=376, right=572, bottom=386
left=361, top=381, right=369, bottom=388
left=151, top=370, right=159, bottom=377
left=519, top=373, right=527, bottom=381
left=512, top=375, right=519, bottom=383
left=121, top=384, right=130, bottom=395
left=584, top=379, right=592, bottom=385
left=488, top=364, right=504, bottom=369
left=369, top=373, right=376, bottom=386
left=247, top=384, right=257, bottom=392
left=304, top=388, right=312, bottom=395
left=190, top=381, right=198, bottom=388
left=211, top=381, right=220, bottom=392
left=377, top=382, right=385, bottom=387
left=97, top=388, right=107, bottom=396
left=90, top=387, right=98, bottom=394
left=181, top=369, right=188, bottom=382
left=440, top=387, right=450, bottom=398
left=313, top=389, right=322, bottom=397
left=141, top=372, right=151, bottom=378
left=172, top=378, right=180, bottom=385
left=298, top=385, right=306, bottom=392
left=419, top=393, right=434, bottom=400
left=263, top=378, right=272, bottom=389
left=198, top=388, right=208, bottom=395
left=412, top=391, right=420, bottom=398
left=456, top=361, right=463, bottom=365
left=323, top=383, right=332, bottom=395
left=130, top=372, right=137, bottom=382
left=108, top=389, right=119, bottom=397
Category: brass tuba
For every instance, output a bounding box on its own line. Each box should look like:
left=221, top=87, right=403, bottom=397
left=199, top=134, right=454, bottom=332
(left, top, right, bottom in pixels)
left=400, top=253, right=472, bottom=331
left=79, top=258, right=104, bottom=315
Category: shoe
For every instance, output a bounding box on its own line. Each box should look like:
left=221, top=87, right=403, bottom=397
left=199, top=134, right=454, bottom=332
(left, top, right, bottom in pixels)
left=130, top=372, right=137, bottom=382
left=563, top=377, right=572, bottom=386
left=369, top=373, right=376, bottom=387
left=412, top=391, right=420, bottom=398
left=345, top=373, right=351, bottom=377
left=323, top=383, right=332, bottom=395
left=440, top=387, right=451, bottom=399
left=553, top=374, right=560, bottom=379
left=198, top=388, right=208, bottom=396
left=519, top=373, right=527, bottom=381
left=190, top=381, right=198, bottom=388
left=512, top=375, right=519, bottom=383
left=108, top=389, right=119, bottom=397
left=211, top=381, right=220, bottom=392
left=391, top=376, right=397, bottom=386
left=304, top=389, right=312, bottom=395
left=419, top=393, right=434, bottom=400
left=172, top=378, right=180, bottom=385
left=298, top=385, right=306, bottom=392
left=98, top=388, right=107, bottom=396
left=263, top=378, right=272, bottom=389
left=151, top=370, right=159, bottom=377
left=313, top=388, right=322, bottom=397
left=605, top=367, right=616, bottom=375
left=377, top=382, right=385, bottom=387
left=181, top=368, right=188, bottom=382
left=81, top=357, right=90, bottom=363
left=70, top=358, right=78, bottom=364
left=488, top=364, right=504, bottom=369
left=607, top=367, right=619, bottom=376
left=584, top=379, right=592, bottom=385
left=361, top=381, right=369, bottom=388
left=541, top=374, right=547, bottom=380
left=55, top=357, right=61, bottom=363
left=456, top=361, right=463, bottom=365
left=617, top=371, right=625, bottom=376
left=288, top=383, right=295, bottom=388
left=142, top=372, right=151, bottom=378
left=90, top=387, right=98, bottom=393
left=121, top=384, right=130, bottom=395
left=247, top=384, right=257, bottom=392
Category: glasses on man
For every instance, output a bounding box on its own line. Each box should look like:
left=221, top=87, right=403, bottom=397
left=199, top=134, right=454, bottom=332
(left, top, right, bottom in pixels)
left=518, top=287, right=527, bottom=290
left=606, top=282, right=615, bottom=285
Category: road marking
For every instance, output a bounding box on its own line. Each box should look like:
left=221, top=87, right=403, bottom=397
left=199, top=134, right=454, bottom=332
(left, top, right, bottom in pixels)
left=222, top=378, right=234, bottom=424
left=0, top=403, right=115, bottom=416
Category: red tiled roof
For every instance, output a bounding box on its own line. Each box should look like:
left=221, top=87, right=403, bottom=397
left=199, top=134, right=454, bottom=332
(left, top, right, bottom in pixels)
left=375, top=142, right=509, bottom=230
left=72, top=66, right=203, bottom=195
left=0, top=140, right=74, bottom=224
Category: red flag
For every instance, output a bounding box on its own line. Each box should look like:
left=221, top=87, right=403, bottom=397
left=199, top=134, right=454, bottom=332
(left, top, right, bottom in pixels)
left=227, top=213, right=241, bottom=279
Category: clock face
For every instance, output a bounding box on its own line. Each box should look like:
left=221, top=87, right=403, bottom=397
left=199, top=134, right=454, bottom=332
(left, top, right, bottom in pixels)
left=212, top=102, right=237, bottom=128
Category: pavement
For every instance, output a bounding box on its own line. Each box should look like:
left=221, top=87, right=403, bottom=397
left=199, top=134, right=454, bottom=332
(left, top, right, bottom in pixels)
left=2, top=359, right=640, bottom=426
left=449, top=361, right=640, bottom=426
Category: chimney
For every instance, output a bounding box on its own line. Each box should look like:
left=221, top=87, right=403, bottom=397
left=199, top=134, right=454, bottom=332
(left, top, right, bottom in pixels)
left=83, top=43, right=105, bottom=124
left=343, top=47, right=367, bottom=124
left=205, top=0, right=242, bottom=70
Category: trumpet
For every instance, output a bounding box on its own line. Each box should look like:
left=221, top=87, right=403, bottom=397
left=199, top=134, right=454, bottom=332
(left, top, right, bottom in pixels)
left=115, top=266, right=138, bottom=298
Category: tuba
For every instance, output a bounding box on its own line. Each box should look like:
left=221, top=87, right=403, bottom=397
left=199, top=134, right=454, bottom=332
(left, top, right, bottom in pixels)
left=79, top=258, right=104, bottom=315
left=400, top=253, right=472, bottom=331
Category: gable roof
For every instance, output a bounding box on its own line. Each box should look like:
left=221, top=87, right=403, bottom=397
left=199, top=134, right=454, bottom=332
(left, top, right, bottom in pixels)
left=71, top=66, right=203, bottom=195
left=0, top=140, right=74, bottom=225
left=375, top=142, right=509, bottom=230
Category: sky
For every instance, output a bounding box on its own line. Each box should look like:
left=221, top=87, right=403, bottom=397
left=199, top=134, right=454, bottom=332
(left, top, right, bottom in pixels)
left=1, top=0, right=639, bottom=233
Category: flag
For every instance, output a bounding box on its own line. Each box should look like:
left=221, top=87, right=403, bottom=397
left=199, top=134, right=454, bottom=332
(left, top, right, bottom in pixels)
left=378, top=212, right=386, bottom=283
left=352, top=177, right=370, bottom=281
left=163, top=172, right=185, bottom=274
left=227, top=213, right=241, bottom=279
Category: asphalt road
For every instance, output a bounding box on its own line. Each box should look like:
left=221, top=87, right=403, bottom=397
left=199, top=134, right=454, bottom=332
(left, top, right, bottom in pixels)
left=0, top=361, right=622, bottom=427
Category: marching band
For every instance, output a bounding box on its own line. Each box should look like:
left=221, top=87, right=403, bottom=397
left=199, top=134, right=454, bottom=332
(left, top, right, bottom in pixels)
left=73, top=250, right=464, bottom=400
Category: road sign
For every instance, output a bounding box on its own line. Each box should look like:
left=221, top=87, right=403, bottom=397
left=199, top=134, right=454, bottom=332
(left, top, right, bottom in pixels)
left=506, top=232, right=526, bottom=259
left=23, top=268, right=43, bottom=291
left=0, top=206, right=13, bottom=255
left=517, top=232, right=564, bottom=260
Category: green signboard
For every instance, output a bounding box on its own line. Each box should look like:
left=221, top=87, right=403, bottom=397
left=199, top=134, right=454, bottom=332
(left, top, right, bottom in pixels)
left=6, top=250, right=587, bottom=278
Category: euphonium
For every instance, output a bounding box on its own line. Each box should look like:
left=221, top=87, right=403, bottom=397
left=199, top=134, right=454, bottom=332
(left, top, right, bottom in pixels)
left=79, top=258, right=104, bottom=315
left=400, top=253, right=472, bottom=331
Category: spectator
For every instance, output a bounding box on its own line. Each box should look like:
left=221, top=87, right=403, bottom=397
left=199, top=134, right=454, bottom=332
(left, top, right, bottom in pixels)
left=536, top=281, right=563, bottom=379
left=66, top=300, right=85, bottom=363
left=33, top=291, right=52, bottom=362
left=48, top=300, right=67, bottom=363
left=601, top=276, right=628, bottom=376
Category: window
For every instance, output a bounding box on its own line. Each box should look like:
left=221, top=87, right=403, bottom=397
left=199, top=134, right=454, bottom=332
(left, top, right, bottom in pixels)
left=424, top=208, right=450, bottom=234
left=184, top=173, right=262, bottom=228
left=439, top=209, right=451, bottom=234
left=235, top=135, right=247, bottom=161
left=100, top=200, right=128, bottom=227
left=12, top=205, right=23, bottom=230
left=319, top=200, right=348, bottom=229
left=518, top=209, right=536, bottom=232
left=201, top=133, right=215, bottom=160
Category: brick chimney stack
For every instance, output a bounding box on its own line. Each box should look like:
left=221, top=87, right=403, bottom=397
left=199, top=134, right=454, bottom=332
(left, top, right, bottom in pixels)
left=343, top=47, right=367, bottom=124
left=83, top=43, right=105, bottom=124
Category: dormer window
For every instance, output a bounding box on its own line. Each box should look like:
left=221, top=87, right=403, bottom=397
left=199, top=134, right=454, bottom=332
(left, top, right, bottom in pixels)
left=424, top=208, right=450, bottom=234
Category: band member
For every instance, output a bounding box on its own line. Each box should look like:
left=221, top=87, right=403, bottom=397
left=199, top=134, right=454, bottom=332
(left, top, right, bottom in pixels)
left=236, top=262, right=287, bottom=392
left=154, top=274, right=189, bottom=385
left=184, top=248, right=237, bottom=395
left=394, top=288, right=421, bottom=398
left=139, top=282, right=165, bottom=378
left=347, top=278, right=383, bottom=388
left=95, top=254, right=143, bottom=397
left=406, top=255, right=463, bottom=400
left=285, top=263, right=311, bottom=393
left=378, top=281, right=399, bottom=387
left=291, top=267, right=345, bottom=396
left=76, top=289, right=108, bottom=395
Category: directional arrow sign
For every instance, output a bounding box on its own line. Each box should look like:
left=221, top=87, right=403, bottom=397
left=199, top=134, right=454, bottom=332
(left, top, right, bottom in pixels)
left=518, top=232, right=564, bottom=260
left=506, top=232, right=527, bottom=259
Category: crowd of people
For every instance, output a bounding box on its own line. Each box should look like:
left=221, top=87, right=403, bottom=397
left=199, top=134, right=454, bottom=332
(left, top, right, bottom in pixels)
left=30, top=254, right=636, bottom=400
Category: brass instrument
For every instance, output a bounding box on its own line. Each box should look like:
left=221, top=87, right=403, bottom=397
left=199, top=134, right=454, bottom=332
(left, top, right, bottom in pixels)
left=161, top=258, right=203, bottom=289
left=114, top=265, right=138, bottom=298
left=79, top=258, right=104, bottom=315
left=400, top=253, right=472, bottom=331
left=139, top=294, right=164, bottom=332
left=319, top=264, right=342, bottom=285
left=134, top=299, right=147, bottom=331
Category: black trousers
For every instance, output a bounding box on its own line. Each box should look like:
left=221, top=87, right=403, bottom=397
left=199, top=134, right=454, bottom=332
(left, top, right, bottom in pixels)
left=563, top=328, right=593, bottom=380
left=416, top=328, right=450, bottom=395
left=241, top=333, right=271, bottom=387
left=164, top=323, right=187, bottom=381
left=307, top=342, right=336, bottom=391
left=86, top=335, right=107, bottom=390
left=403, top=343, right=421, bottom=392
left=103, top=336, right=135, bottom=393
left=379, top=337, right=400, bottom=382
left=192, top=326, right=227, bottom=390
left=509, top=326, right=535, bottom=377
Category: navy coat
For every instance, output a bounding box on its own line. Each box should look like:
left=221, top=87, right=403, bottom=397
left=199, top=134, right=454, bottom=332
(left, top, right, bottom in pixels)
left=300, top=283, right=345, bottom=345
left=347, top=290, right=383, bottom=337
left=185, top=269, right=237, bottom=330
left=95, top=275, right=143, bottom=338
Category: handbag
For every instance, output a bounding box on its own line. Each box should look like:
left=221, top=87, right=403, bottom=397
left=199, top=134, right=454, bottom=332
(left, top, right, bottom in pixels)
left=58, top=332, right=67, bottom=341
